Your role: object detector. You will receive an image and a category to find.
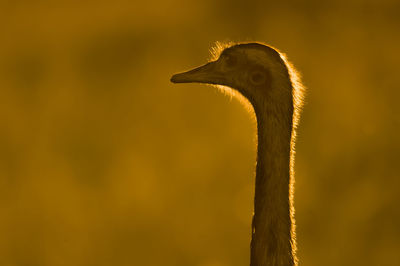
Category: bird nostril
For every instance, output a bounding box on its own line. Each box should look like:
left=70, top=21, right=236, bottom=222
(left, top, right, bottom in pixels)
left=225, top=55, right=237, bottom=67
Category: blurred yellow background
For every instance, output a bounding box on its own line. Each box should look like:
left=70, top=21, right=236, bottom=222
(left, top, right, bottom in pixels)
left=0, top=1, right=399, bottom=265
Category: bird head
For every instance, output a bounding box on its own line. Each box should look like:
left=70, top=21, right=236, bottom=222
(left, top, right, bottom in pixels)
left=171, top=43, right=293, bottom=108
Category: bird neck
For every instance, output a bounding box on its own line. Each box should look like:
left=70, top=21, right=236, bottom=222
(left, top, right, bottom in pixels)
left=250, top=101, right=296, bottom=266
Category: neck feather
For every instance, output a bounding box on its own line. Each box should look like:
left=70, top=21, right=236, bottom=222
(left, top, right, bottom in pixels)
left=250, top=100, right=297, bottom=266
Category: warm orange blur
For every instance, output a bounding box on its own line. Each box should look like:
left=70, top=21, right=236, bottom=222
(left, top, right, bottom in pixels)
left=0, top=1, right=399, bottom=266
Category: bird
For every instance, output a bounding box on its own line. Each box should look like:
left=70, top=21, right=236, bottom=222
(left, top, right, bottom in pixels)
left=170, top=42, right=304, bottom=266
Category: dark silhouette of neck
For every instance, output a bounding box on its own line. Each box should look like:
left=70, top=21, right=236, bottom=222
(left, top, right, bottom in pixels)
left=250, top=100, right=295, bottom=266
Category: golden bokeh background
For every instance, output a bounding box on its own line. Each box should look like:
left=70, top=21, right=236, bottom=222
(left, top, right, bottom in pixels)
left=1, top=1, right=399, bottom=265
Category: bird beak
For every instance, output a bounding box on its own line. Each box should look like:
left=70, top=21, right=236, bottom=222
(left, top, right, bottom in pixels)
left=170, top=61, right=225, bottom=85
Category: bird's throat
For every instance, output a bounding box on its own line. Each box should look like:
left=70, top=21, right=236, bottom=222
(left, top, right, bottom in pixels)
left=250, top=104, right=296, bottom=266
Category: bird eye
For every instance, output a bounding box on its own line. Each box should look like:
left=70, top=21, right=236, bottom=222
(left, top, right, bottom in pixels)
left=250, top=71, right=266, bottom=85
